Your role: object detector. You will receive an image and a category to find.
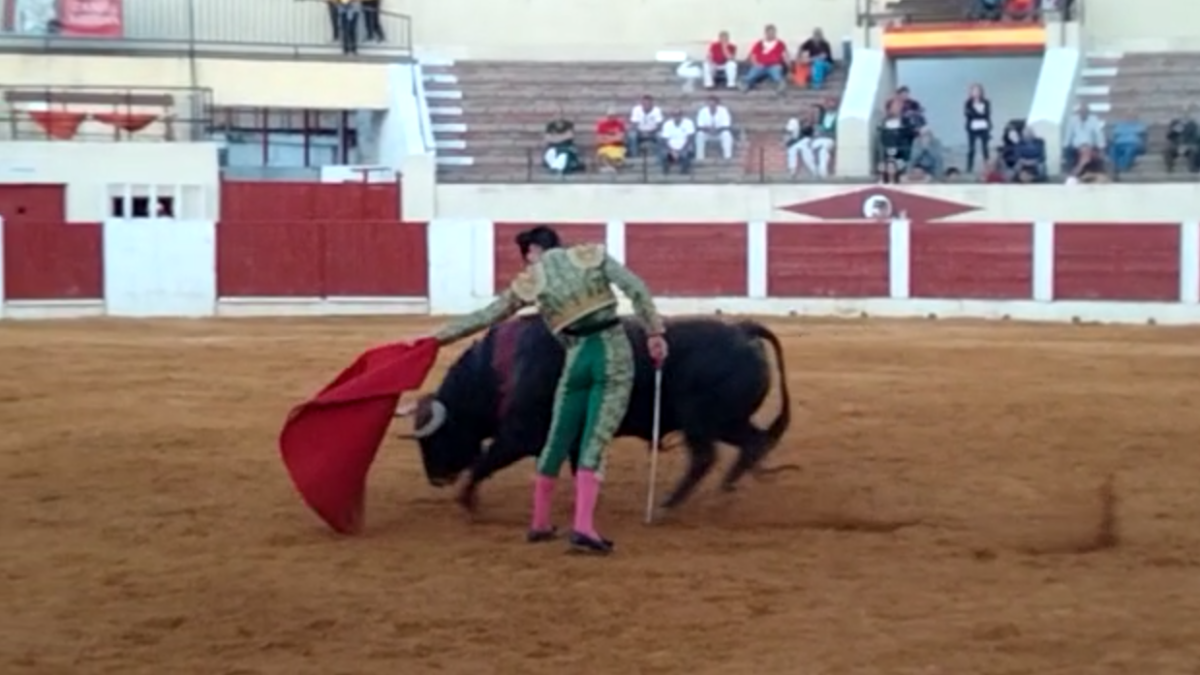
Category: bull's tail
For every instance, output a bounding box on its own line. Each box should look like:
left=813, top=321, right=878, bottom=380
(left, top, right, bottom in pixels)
left=739, top=321, right=799, bottom=476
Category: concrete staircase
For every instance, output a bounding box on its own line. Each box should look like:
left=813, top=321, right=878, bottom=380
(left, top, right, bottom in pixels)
left=437, top=60, right=847, bottom=183
left=1083, top=52, right=1200, bottom=181
left=419, top=58, right=472, bottom=168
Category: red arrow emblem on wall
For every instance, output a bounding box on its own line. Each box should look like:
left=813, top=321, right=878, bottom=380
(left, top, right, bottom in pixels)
left=777, top=187, right=980, bottom=221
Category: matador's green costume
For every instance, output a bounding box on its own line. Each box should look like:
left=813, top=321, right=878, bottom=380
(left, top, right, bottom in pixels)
left=433, top=238, right=664, bottom=554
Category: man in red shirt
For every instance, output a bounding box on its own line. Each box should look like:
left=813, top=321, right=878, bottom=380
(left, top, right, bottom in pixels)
left=740, top=24, right=788, bottom=93
left=703, top=30, right=738, bottom=89
left=594, top=107, right=627, bottom=172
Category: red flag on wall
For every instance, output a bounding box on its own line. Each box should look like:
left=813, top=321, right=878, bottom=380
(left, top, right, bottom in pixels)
left=279, top=338, right=440, bottom=534
left=57, top=0, right=123, bottom=37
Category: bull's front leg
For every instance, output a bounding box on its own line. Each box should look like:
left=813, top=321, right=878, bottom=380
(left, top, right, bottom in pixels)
left=456, top=437, right=539, bottom=513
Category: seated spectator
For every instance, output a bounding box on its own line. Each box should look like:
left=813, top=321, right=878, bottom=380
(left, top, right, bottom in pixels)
left=981, top=157, right=1007, bottom=182
left=878, top=158, right=903, bottom=184
left=909, top=126, right=945, bottom=178
left=1106, top=119, right=1147, bottom=174
left=1165, top=112, right=1200, bottom=173
left=1066, top=144, right=1108, bottom=183
left=969, top=0, right=1005, bottom=20
left=1012, top=127, right=1047, bottom=182
left=695, top=96, right=734, bottom=161
left=741, top=24, right=788, bottom=93
left=626, top=95, right=663, bottom=157
left=794, top=29, right=834, bottom=89
left=594, top=107, right=627, bottom=172
left=784, top=111, right=814, bottom=178
left=658, top=108, right=696, bottom=174
left=963, top=84, right=993, bottom=173
left=878, top=99, right=914, bottom=163
left=1062, top=103, right=1104, bottom=172
left=999, top=119, right=1025, bottom=172
left=943, top=167, right=963, bottom=181
left=902, top=166, right=932, bottom=183
left=543, top=112, right=583, bottom=175
left=704, top=31, right=738, bottom=90
left=1006, top=0, right=1037, bottom=20
left=893, top=86, right=926, bottom=129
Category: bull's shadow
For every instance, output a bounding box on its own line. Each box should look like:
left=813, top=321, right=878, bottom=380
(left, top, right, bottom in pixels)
left=398, top=315, right=798, bottom=514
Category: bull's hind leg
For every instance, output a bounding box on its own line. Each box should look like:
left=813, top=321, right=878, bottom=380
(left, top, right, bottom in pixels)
left=718, top=425, right=771, bottom=493
left=660, top=434, right=718, bottom=510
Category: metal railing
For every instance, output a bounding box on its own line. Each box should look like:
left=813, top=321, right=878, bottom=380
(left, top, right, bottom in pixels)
left=0, top=85, right=214, bottom=142
left=0, top=0, right=413, bottom=59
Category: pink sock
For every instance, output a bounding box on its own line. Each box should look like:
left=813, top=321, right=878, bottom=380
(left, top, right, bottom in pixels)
left=530, top=475, right=555, bottom=531
left=573, top=469, right=602, bottom=538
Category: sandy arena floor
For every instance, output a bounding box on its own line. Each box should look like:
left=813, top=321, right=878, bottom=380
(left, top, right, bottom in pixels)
left=3, top=316, right=1200, bottom=674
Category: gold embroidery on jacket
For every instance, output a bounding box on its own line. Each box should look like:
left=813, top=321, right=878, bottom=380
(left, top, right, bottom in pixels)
left=510, top=266, right=545, bottom=302
left=566, top=243, right=606, bottom=270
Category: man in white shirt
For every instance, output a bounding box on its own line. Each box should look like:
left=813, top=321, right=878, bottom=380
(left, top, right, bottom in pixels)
left=1062, top=102, right=1105, bottom=173
left=695, top=96, right=734, bottom=161
left=658, top=107, right=696, bottom=174
left=627, top=95, right=664, bottom=157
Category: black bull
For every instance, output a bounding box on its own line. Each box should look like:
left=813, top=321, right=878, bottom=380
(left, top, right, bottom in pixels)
left=397, top=315, right=797, bottom=511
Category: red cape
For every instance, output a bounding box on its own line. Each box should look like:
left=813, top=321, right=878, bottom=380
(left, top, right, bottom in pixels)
left=279, top=337, right=440, bottom=534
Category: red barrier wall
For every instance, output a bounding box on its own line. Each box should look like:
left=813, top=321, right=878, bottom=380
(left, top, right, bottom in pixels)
left=3, top=221, right=103, bottom=300
left=766, top=223, right=890, bottom=297
left=216, top=221, right=427, bottom=298
left=1053, top=224, right=1180, bottom=301
left=625, top=223, right=748, bottom=296
left=220, top=180, right=400, bottom=222
left=909, top=223, right=1033, bottom=299
left=0, top=185, right=67, bottom=223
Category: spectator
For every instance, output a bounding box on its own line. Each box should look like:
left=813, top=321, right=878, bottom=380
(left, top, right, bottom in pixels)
left=970, top=0, right=1005, bottom=20
left=809, top=101, right=837, bottom=177
left=944, top=167, right=963, bottom=181
left=1006, top=0, right=1037, bottom=20
left=542, top=110, right=583, bottom=175
left=695, top=96, right=734, bottom=161
left=784, top=111, right=815, bottom=178
left=1012, top=127, right=1047, bottom=182
left=999, top=119, right=1024, bottom=173
left=703, top=31, right=738, bottom=90
left=893, top=86, right=926, bottom=129
left=1066, top=144, right=1108, bottom=183
left=981, top=157, right=1007, bottom=182
left=878, top=98, right=913, bottom=164
left=658, top=108, right=696, bottom=174
left=1165, top=112, right=1200, bottom=173
left=795, top=29, right=834, bottom=89
left=741, top=24, right=788, bottom=93
left=909, top=127, right=945, bottom=178
left=1062, top=103, right=1104, bottom=171
left=878, top=158, right=902, bottom=184
left=901, top=166, right=932, bottom=183
left=963, top=84, right=992, bottom=173
left=362, top=0, right=384, bottom=42
left=594, top=107, right=627, bottom=173
left=1106, top=119, right=1147, bottom=174
left=627, top=95, right=663, bottom=157
left=328, top=0, right=361, bottom=55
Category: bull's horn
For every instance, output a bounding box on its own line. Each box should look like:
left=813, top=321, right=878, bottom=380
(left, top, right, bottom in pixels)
left=411, top=400, right=447, bottom=439
left=394, top=400, right=420, bottom=418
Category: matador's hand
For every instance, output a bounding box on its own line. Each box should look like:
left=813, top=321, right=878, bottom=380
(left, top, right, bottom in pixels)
left=647, top=334, right=668, bottom=367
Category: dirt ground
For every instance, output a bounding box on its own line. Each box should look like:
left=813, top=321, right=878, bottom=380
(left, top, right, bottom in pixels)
left=3, top=316, right=1200, bottom=675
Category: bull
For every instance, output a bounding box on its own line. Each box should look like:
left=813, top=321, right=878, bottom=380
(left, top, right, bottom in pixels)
left=396, top=315, right=797, bottom=512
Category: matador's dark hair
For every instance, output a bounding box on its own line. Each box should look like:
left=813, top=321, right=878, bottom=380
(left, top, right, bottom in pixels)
left=515, top=225, right=563, bottom=258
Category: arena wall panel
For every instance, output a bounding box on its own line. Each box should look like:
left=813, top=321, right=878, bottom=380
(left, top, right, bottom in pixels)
left=3, top=216, right=1200, bottom=324
left=0, top=185, right=68, bottom=223
left=220, top=180, right=401, bottom=222
left=624, top=223, right=748, bottom=297
left=492, top=223, right=606, bottom=292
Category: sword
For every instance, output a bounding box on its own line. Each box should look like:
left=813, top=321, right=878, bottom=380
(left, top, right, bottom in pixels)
left=644, top=366, right=664, bottom=525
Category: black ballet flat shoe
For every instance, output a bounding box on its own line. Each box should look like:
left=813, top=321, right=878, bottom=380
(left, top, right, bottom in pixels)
left=567, top=531, right=614, bottom=555
left=526, top=527, right=558, bottom=543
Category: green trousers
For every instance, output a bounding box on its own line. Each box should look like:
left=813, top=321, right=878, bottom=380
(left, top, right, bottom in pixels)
left=535, top=326, right=635, bottom=477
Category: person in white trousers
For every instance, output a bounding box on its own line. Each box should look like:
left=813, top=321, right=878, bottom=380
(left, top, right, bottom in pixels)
left=695, top=96, right=734, bottom=161
left=702, top=31, right=739, bottom=89
left=784, top=105, right=835, bottom=178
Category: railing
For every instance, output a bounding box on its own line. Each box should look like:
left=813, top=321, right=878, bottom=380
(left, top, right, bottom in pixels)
left=0, top=85, right=214, bottom=142
left=0, top=0, right=413, bottom=58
